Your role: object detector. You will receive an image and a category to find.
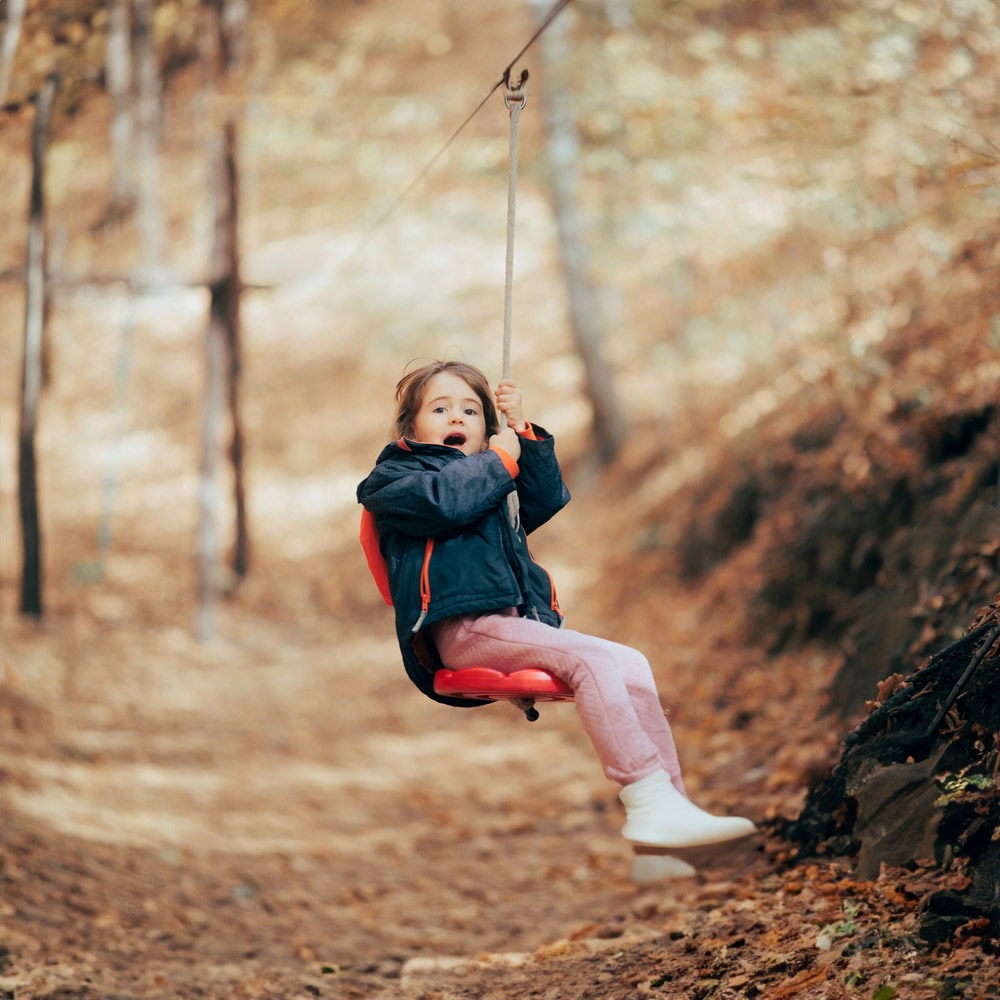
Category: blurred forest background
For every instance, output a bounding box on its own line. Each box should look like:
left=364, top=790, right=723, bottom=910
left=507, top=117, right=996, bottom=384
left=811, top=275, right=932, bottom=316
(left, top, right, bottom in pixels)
left=1, top=1, right=999, bottom=998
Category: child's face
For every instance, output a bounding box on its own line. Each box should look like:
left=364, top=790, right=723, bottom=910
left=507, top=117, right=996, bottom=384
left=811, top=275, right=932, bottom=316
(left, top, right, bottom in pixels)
left=411, top=371, right=487, bottom=456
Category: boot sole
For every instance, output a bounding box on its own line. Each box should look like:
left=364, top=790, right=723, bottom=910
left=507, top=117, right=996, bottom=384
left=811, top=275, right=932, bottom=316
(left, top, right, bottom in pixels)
left=633, top=832, right=762, bottom=869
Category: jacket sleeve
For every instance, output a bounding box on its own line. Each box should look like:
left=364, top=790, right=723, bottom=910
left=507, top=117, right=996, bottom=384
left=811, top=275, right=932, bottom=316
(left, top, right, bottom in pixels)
left=359, top=450, right=518, bottom=538
left=514, top=424, right=571, bottom=534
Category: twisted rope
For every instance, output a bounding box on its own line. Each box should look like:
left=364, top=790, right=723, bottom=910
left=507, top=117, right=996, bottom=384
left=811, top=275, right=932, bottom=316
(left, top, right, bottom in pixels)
left=502, top=75, right=527, bottom=532
left=502, top=73, right=527, bottom=381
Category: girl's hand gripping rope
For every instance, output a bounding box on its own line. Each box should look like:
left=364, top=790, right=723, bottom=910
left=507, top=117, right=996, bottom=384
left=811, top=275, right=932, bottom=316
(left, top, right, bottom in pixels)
left=490, top=424, right=522, bottom=463
left=495, top=379, right=527, bottom=432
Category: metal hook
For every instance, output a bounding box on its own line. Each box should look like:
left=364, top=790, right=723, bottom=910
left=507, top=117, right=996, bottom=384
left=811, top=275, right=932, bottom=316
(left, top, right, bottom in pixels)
left=503, top=68, right=529, bottom=110
left=504, top=89, right=527, bottom=111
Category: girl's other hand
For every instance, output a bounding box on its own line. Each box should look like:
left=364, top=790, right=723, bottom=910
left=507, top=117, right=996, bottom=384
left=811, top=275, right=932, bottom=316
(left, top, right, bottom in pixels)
left=495, top=380, right=527, bottom=432
left=490, top=425, right=522, bottom=463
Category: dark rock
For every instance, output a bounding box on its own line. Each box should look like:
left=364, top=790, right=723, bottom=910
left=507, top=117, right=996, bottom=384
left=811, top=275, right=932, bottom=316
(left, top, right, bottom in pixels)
left=786, top=616, right=1000, bottom=941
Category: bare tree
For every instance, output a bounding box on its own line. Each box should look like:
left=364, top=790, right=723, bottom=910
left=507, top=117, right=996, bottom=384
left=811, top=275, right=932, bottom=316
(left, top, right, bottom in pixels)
left=132, top=0, right=165, bottom=275
left=604, top=0, right=635, bottom=31
left=0, top=0, right=26, bottom=109
left=19, top=76, right=58, bottom=618
left=222, top=0, right=248, bottom=68
left=220, top=119, right=249, bottom=581
left=195, top=0, right=248, bottom=639
left=105, top=0, right=134, bottom=212
left=220, top=0, right=249, bottom=582
left=530, top=1, right=625, bottom=463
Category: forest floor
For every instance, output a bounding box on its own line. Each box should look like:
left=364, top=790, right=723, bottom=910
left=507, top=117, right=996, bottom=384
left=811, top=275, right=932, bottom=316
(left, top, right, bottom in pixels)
left=2, top=1, right=1000, bottom=998
left=1, top=560, right=993, bottom=1000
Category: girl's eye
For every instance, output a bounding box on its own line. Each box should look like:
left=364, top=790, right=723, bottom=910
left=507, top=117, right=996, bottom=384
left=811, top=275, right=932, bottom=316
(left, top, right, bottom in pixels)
left=432, top=406, right=447, bottom=413
left=465, top=408, right=479, bottom=416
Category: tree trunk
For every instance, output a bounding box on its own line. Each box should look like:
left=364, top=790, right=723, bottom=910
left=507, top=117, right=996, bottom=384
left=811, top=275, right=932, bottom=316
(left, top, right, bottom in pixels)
left=196, top=286, right=226, bottom=641
left=604, top=0, right=634, bottom=30
left=220, top=0, right=248, bottom=581
left=19, top=76, right=57, bottom=618
left=105, top=0, right=134, bottom=212
left=195, top=0, right=224, bottom=640
left=0, top=0, right=26, bottom=109
left=195, top=0, right=248, bottom=637
left=785, top=613, right=1000, bottom=944
left=221, top=120, right=249, bottom=580
left=221, top=0, right=248, bottom=69
left=531, top=0, right=625, bottom=464
left=132, top=0, right=164, bottom=276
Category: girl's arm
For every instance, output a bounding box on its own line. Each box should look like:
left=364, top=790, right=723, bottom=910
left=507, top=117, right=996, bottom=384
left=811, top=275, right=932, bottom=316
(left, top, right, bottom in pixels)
left=494, top=381, right=570, bottom=533
left=359, top=450, right=517, bottom=538
left=515, top=428, right=571, bottom=533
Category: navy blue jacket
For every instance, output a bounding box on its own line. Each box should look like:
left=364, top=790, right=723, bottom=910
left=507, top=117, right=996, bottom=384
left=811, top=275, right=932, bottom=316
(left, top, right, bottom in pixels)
left=356, top=426, right=571, bottom=706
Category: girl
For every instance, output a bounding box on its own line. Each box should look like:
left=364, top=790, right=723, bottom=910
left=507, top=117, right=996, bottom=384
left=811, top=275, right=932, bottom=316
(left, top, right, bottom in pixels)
left=357, top=360, right=756, bottom=850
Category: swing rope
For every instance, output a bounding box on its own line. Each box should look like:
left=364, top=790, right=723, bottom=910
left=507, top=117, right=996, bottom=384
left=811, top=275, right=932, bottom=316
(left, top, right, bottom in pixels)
left=501, top=71, right=527, bottom=383
left=501, top=74, right=527, bottom=538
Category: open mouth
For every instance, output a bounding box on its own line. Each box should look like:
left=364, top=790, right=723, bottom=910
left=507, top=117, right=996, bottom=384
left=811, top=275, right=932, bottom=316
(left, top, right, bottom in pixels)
left=443, top=432, right=467, bottom=447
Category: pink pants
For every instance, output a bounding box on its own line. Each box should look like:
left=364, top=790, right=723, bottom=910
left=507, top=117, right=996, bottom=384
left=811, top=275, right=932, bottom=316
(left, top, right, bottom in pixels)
left=431, top=610, right=685, bottom=789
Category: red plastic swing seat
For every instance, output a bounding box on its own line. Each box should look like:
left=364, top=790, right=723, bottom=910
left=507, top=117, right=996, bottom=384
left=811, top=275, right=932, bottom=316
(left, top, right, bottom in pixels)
left=434, top=666, right=573, bottom=702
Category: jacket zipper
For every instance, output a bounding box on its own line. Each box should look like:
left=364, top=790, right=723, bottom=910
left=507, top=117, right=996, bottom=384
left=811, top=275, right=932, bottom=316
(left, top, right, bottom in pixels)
left=527, top=544, right=561, bottom=616
left=497, top=513, right=524, bottom=608
left=498, top=502, right=546, bottom=621
left=411, top=538, right=435, bottom=632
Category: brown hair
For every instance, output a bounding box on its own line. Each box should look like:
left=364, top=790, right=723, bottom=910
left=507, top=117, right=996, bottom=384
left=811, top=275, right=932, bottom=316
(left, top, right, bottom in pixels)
left=392, top=361, right=500, bottom=442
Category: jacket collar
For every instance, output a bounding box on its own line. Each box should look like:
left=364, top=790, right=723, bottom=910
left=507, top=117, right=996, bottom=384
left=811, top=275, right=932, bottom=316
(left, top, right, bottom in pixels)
left=393, top=437, right=467, bottom=457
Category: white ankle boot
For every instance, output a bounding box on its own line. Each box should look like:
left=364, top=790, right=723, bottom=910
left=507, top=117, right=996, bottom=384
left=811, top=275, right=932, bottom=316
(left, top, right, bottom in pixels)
left=620, top=771, right=757, bottom=848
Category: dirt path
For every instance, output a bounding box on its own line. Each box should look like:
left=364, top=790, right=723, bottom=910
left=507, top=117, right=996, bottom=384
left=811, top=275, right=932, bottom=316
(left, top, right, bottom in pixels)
left=0, top=556, right=803, bottom=999
left=0, top=320, right=851, bottom=995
